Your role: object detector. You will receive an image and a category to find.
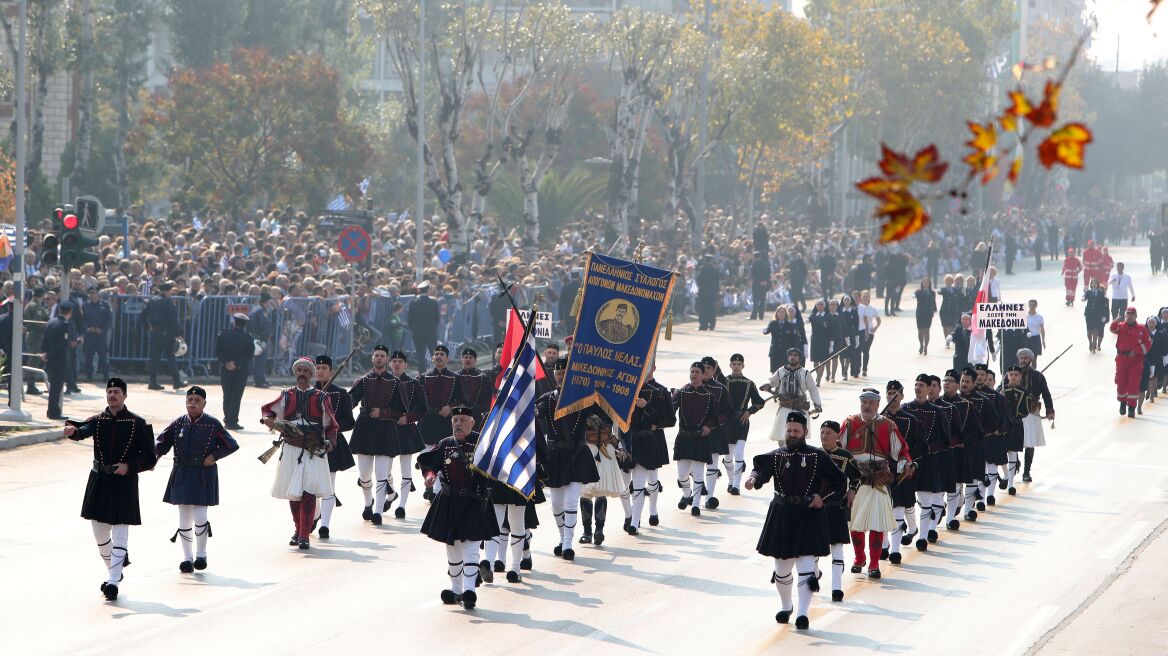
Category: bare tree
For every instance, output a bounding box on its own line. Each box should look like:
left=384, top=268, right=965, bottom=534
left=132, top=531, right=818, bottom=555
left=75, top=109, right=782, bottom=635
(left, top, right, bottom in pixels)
left=69, top=0, right=95, bottom=195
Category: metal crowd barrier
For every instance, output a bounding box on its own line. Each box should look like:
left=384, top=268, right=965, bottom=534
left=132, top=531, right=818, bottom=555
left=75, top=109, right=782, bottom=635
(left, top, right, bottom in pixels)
left=277, top=297, right=353, bottom=365
left=184, top=295, right=286, bottom=376
left=107, top=294, right=195, bottom=367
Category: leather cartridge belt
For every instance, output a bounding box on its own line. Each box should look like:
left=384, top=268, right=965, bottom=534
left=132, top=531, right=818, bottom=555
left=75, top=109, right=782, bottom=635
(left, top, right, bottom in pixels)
left=546, top=439, right=578, bottom=451
left=174, top=456, right=207, bottom=467
left=772, top=493, right=812, bottom=506
left=91, top=460, right=119, bottom=474
left=440, top=487, right=489, bottom=502
left=676, top=429, right=707, bottom=439
left=778, top=398, right=810, bottom=410
left=283, top=431, right=324, bottom=450
left=625, top=429, right=655, bottom=440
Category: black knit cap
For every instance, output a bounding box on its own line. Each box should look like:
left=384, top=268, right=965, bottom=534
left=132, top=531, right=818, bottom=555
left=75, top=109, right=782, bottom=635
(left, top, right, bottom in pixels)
left=187, top=385, right=206, bottom=398
left=390, top=350, right=408, bottom=362
left=451, top=405, right=475, bottom=417
left=821, top=420, right=841, bottom=434
left=461, top=347, right=478, bottom=357
left=701, top=356, right=717, bottom=367
left=786, top=410, right=809, bottom=426
left=316, top=355, right=333, bottom=367
left=886, top=380, right=903, bottom=392
left=372, top=344, right=390, bottom=355
left=729, top=353, right=744, bottom=363
left=915, top=373, right=931, bottom=384
left=433, top=345, right=449, bottom=355
left=106, top=377, right=127, bottom=393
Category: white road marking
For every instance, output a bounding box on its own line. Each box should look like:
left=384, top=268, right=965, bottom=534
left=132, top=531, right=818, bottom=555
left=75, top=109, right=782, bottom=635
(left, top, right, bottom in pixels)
left=1099, top=520, right=1151, bottom=561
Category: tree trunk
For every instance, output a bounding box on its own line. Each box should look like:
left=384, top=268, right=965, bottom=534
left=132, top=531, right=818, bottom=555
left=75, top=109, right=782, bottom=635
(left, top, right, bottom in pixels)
left=70, top=0, right=95, bottom=195
left=112, top=69, right=131, bottom=208
left=26, top=1, right=52, bottom=182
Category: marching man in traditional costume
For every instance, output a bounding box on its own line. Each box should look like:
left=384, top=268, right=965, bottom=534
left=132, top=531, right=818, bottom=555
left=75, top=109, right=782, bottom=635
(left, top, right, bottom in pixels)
left=761, top=348, right=822, bottom=443
left=724, top=353, right=768, bottom=495
left=901, top=374, right=950, bottom=552
left=673, top=362, right=719, bottom=515
left=621, top=362, right=675, bottom=534
left=314, top=355, right=356, bottom=539
left=818, top=420, right=863, bottom=602
left=156, top=386, right=239, bottom=573
left=839, top=388, right=912, bottom=579
left=385, top=350, right=429, bottom=518
left=699, top=356, right=734, bottom=510
left=64, top=378, right=157, bottom=601
left=420, top=345, right=459, bottom=501
left=261, top=357, right=339, bottom=550
left=348, top=346, right=400, bottom=525
left=418, top=406, right=499, bottom=609
left=1015, top=348, right=1054, bottom=483
left=999, top=366, right=1030, bottom=496
left=746, top=410, right=846, bottom=630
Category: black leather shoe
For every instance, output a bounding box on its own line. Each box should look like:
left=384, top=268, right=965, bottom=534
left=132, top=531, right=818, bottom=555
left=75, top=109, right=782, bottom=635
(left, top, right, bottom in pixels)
left=478, top=560, right=493, bottom=584
left=976, top=501, right=986, bottom=512
left=179, top=560, right=194, bottom=574
left=594, top=530, right=605, bottom=546
left=562, top=548, right=575, bottom=561
left=623, top=517, right=631, bottom=531
left=318, top=526, right=330, bottom=539
left=927, top=529, right=938, bottom=543
left=900, top=532, right=914, bottom=546
left=461, top=589, right=477, bottom=609
left=362, top=505, right=373, bottom=521
left=103, top=583, right=119, bottom=600
left=579, top=533, right=592, bottom=544
left=649, top=515, right=659, bottom=526
left=832, top=590, right=845, bottom=602
left=880, top=548, right=889, bottom=561
left=1128, top=406, right=1136, bottom=418
left=888, top=552, right=902, bottom=565
left=795, top=615, right=810, bottom=630
left=519, top=557, right=533, bottom=571
left=289, top=534, right=299, bottom=546
left=776, top=610, right=792, bottom=624
left=441, top=589, right=458, bottom=605
left=148, top=384, right=165, bottom=391
left=1120, top=402, right=1127, bottom=415
left=677, top=496, right=691, bottom=510
left=506, top=571, right=521, bottom=583
left=948, top=519, right=960, bottom=530
left=394, top=507, right=406, bottom=519
left=998, top=478, right=1008, bottom=490
left=965, top=510, right=978, bottom=522
left=423, top=489, right=435, bottom=501
left=626, top=525, right=638, bottom=536
left=371, top=513, right=382, bottom=526
left=193, top=557, right=207, bottom=571
left=1008, top=487, right=1017, bottom=496
left=1022, top=473, right=1033, bottom=483
left=867, top=568, right=881, bottom=579
left=916, top=539, right=928, bottom=552
left=986, top=496, right=996, bottom=507
left=493, top=560, right=505, bottom=573
left=691, top=506, right=700, bottom=517
left=850, top=564, right=863, bottom=573
left=553, top=545, right=563, bottom=557
left=705, top=497, right=720, bottom=510
left=298, top=538, right=310, bottom=550
left=728, top=486, right=740, bottom=496
left=26, top=387, right=42, bottom=395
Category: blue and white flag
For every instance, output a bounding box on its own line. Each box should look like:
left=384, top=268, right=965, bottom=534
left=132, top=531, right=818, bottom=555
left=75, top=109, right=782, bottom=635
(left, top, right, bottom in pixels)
left=472, top=329, right=539, bottom=499
left=327, top=194, right=349, bottom=211
left=359, top=177, right=370, bottom=195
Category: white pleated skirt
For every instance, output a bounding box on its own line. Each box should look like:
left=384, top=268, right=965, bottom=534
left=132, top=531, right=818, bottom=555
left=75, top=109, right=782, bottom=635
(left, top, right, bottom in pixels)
left=583, top=444, right=627, bottom=498
left=270, top=445, right=334, bottom=500
left=1022, top=413, right=1047, bottom=448
left=769, top=407, right=796, bottom=442
left=849, top=484, right=896, bottom=533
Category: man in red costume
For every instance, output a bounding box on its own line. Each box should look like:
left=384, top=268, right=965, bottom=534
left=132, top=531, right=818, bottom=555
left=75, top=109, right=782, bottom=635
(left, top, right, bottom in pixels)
left=261, top=357, right=339, bottom=550
left=1111, top=308, right=1152, bottom=419
left=1061, top=248, right=1082, bottom=307
left=838, top=388, right=912, bottom=579
left=1082, top=240, right=1103, bottom=292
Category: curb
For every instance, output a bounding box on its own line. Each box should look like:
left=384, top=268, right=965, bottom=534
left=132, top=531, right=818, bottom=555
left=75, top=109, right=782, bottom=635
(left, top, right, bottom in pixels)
left=0, top=427, right=66, bottom=451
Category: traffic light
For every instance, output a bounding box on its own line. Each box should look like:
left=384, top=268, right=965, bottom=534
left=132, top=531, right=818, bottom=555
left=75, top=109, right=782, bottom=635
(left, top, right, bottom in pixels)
left=41, top=233, right=59, bottom=267
left=60, top=209, right=100, bottom=269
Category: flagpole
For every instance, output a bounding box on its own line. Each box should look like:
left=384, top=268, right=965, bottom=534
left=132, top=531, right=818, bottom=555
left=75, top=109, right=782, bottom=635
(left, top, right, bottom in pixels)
left=495, top=274, right=552, bottom=381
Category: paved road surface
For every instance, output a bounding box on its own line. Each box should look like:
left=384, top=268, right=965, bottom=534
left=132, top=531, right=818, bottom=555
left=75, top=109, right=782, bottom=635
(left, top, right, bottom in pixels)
left=3, top=245, right=1165, bottom=655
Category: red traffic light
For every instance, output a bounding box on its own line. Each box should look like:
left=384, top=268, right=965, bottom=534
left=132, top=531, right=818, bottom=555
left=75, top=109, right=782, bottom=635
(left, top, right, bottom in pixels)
left=63, top=213, right=79, bottom=230
left=53, top=208, right=64, bottom=222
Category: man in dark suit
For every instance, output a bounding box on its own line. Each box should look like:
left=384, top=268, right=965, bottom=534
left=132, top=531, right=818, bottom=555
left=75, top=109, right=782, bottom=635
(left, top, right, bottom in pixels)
left=248, top=292, right=275, bottom=388
left=214, top=313, right=254, bottom=430
left=144, top=282, right=186, bottom=390
left=696, top=251, right=720, bottom=331
left=407, top=281, right=440, bottom=371
left=81, top=288, right=113, bottom=382
left=42, top=301, right=74, bottom=419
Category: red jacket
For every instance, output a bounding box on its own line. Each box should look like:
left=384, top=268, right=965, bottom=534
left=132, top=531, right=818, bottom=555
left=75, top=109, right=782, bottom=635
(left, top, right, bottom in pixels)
left=1110, top=319, right=1152, bottom=358
left=839, top=414, right=911, bottom=466
left=1062, top=255, right=1082, bottom=279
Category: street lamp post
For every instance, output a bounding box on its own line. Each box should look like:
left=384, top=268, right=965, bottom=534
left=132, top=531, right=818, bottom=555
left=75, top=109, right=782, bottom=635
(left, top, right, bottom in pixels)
left=4, top=0, right=30, bottom=420
left=415, top=0, right=426, bottom=284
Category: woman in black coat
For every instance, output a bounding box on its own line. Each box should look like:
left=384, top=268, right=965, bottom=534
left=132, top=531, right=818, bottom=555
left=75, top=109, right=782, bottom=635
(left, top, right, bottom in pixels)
left=807, top=299, right=832, bottom=385
left=1082, top=278, right=1110, bottom=353
left=837, top=294, right=859, bottom=381
left=764, top=306, right=807, bottom=372
left=913, top=277, right=938, bottom=355
left=825, top=298, right=847, bottom=383
left=937, top=273, right=963, bottom=345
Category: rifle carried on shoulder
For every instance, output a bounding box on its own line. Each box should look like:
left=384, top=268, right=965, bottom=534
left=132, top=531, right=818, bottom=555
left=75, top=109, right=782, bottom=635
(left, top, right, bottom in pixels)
left=258, top=347, right=359, bottom=464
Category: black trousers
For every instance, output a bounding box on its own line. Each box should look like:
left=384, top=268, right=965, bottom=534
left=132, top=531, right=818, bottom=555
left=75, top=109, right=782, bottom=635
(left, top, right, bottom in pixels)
left=252, top=350, right=268, bottom=386
left=66, top=344, right=78, bottom=389
left=46, top=361, right=65, bottom=418
left=751, top=284, right=767, bottom=320
left=413, top=335, right=437, bottom=370
left=697, top=299, right=717, bottom=330
left=790, top=279, right=805, bottom=311
left=220, top=367, right=248, bottom=425
left=580, top=497, right=607, bottom=535
left=81, top=333, right=109, bottom=379
left=885, top=284, right=904, bottom=313
left=1111, top=299, right=1128, bottom=320
left=148, top=334, right=182, bottom=386
left=853, top=333, right=874, bottom=375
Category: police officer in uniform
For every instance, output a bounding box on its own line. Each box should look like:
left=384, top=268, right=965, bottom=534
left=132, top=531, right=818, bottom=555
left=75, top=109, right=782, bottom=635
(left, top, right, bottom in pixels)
left=144, top=282, right=186, bottom=390
left=214, top=313, right=254, bottom=430
left=24, top=288, right=48, bottom=395
left=43, top=301, right=74, bottom=419
left=248, top=293, right=276, bottom=388
left=81, top=288, right=112, bottom=382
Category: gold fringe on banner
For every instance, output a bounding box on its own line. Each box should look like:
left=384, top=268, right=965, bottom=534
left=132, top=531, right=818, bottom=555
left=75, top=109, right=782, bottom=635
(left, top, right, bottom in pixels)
left=664, top=285, right=674, bottom=340
left=569, top=285, right=582, bottom=319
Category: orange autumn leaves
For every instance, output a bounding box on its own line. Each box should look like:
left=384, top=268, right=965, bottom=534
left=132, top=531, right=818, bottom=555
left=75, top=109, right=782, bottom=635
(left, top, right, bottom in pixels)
left=858, top=79, right=1093, bottom=243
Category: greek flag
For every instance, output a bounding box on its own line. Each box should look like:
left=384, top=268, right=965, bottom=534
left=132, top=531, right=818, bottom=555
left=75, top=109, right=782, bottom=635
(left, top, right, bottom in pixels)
left=327, top=194, right=349, bottom=211
left=472, top=330, right=538, bottom=499
left=359, top=177, right=370, bottom=195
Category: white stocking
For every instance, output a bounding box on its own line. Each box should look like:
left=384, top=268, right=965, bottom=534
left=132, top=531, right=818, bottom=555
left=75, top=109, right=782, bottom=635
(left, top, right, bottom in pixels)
left=550, top=486, right=567, bottom=547
left=647, top=470, right=660, bottom=515
left=904, top=504, right=918, bottom=536
left=460, top=541, right=479, bottom=592
left=174, top=505, right=195, bottom=561
left=830, top=543, right=845, bottom=592
left=732, top=439, right=748, bottom=487
left=619, top=469, right=632, bottom=519
left=946, top=486, right=963, bottom=523
left=446, top=543, right=464, bottom=594
left=356, top=454, right=375, bottom=507
left=796, top=555, right=817, bottom=617
left=320, top=471, right=338, bottom=528
left=493, top=505, right=525, bottom=571
left=984, top=462, right=999, bottom=497
left=890, top=507, right=905, bottom=554
left=630, top=466, right=649, bottom=528
left=92, top=521, right=112, bottom=573
left=193, top=506, right=210, bottom=558
left=107, top=525, right=129, bottom=586
left=561, top=482, right=581, bottom=549
left=1007, top=451, right=1020, bottom=490
left=773, top=557, right=794, bottom=612
left=705, top=453, right=720, bottom=499
left=398, top=454, right=414, bottom=508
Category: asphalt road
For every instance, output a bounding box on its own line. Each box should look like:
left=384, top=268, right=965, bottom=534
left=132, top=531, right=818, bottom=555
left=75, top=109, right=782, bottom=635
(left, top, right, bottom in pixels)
left=3, top=244, right=1165, bottom=656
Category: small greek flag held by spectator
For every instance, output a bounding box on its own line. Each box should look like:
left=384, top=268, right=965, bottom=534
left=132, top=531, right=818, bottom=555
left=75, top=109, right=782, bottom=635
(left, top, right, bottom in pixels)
left=327, top=194, right=349, bottom=211
left=473, top=328, right=539, bottom=499
left=337, top=302, right=352, bottom=328
left=359, top=177, right=370, bottom=195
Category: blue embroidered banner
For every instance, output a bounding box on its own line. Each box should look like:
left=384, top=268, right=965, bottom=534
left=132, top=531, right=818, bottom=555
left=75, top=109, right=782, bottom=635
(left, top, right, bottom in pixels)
left=555, top=252, right=675, bottom=431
